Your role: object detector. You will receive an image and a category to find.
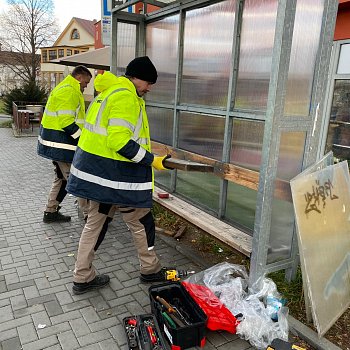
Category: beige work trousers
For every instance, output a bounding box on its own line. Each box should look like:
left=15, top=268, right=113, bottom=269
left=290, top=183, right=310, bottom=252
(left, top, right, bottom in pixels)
left=73, top=200, right=161, bottom=283
left=45, top=161, right=88, bottom=215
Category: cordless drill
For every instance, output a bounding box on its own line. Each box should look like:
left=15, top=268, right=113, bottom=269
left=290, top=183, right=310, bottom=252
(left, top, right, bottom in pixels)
left=164, top=269, right=195, bottom=281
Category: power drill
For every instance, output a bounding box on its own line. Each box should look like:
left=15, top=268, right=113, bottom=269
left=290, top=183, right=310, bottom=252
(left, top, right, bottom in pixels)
left=164, top=269, right=195, bottom=281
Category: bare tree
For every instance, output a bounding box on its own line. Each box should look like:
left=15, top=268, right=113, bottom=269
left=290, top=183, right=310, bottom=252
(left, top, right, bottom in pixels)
left=0, top=0, right=60, bottom=84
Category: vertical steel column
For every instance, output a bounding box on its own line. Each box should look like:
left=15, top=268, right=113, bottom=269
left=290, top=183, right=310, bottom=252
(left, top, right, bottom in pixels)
left=249, top=0, right=297, bottom=285
left=170, top=10, right=185, bottom=193
left=308, top=0, right=339, bottom=162
left=110, top=11, right=118, bottom=74
left=218, top=0, right=244, bottom=218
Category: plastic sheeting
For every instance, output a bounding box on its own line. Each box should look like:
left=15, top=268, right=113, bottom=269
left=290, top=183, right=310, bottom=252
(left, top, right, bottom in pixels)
left=291, top=161, right=350, bottom=335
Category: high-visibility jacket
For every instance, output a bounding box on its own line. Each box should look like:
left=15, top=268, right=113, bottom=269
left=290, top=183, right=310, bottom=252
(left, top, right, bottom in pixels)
left=66, top=72, right=155, bottom=208
left=37, top=74, right=85, bottom=162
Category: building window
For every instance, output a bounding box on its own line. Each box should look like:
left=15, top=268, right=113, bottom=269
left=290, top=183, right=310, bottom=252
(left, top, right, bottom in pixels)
left=67, top=49, right=72, bottom=56
left=48, top=50, right=57, bottom=61
left=74, top=50, right=79, bottom=55
left=58, top=49, right=64, bottom=58
left=71, top=29, right=80, bottom=40
left=42, top=50, right=47, bottom=62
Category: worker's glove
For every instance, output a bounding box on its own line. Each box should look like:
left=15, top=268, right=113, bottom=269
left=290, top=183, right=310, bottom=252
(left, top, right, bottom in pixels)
left=152, top=154, right=172, bottom=170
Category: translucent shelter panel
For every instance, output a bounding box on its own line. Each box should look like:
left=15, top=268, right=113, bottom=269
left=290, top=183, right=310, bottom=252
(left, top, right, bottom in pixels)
left=235, top=0, right=278, bottom=111
left=178, top=112, right=225, bottom=160
left=230, top=119, right=264, bottom=171
left=291, top=161, right=350, bottom=335
left=268, top=131, right=306, bottom=263
left=180, top=0, right=236, bottom=107
left=146, top=15, right=179, bottom=104
left=276, top=131, right=306, bottom=181
left=176, top=172, right=221, bottom=213
left=284, top=0, right=325, bottom=116
left=148, top=107, right=174, bottom=145
left=116, top=22, right=136, bottom=76
left=225, top=182, right=257, bottom=232
left=337, top=43, right=350, bottom=74
left=155, top=171, right=172, bottom=189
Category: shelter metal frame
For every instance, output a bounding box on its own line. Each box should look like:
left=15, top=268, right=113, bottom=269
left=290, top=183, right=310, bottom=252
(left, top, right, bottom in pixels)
left=111, top=0, right=338, bottom=284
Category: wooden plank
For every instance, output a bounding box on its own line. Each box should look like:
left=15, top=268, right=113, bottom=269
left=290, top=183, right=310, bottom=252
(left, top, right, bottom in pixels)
left=163, top=158, right=214, bottom=172
left=152, top=141, right=292, bottom=202
left=153, top=186, right=252, bottom=257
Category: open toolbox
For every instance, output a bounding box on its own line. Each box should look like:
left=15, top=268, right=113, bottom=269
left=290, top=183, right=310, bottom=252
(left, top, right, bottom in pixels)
left=123, top=314, right=168, bottom=350
left=149, top=282, right=208, bottom=350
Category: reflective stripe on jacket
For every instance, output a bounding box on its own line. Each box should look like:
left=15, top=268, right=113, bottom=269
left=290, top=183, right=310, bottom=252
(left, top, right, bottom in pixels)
left=66, top=73, right=155, bottom=208
left=37, top=75, right=85, bottom=162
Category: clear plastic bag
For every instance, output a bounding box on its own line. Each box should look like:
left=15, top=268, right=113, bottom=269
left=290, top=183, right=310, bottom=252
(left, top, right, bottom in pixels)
left=184, top=262, right=289, bottom=349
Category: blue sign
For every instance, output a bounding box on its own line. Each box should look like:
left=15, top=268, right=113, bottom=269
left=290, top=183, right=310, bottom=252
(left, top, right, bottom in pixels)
left=102, top=0, right=111, bottom=16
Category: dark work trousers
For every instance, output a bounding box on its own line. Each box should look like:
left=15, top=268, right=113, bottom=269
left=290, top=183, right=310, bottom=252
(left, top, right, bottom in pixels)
left=45, top=161, right=88, bottom=214
left=73, top=200, right=161, bottom=283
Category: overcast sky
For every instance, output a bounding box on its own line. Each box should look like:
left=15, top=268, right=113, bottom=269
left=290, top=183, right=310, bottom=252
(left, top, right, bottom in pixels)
left=0, top=0, right=102, bottom=31
left=53, top=0, right=102, bottom=31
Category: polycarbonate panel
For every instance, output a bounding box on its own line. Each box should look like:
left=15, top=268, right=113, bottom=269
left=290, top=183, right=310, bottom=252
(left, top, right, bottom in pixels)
left=178, top=112, right=225, bottom=160
left=291, top=161, right=350, bottom=335
left=267, top=131, right=306, bottom=263
left=176, top=172, right=220, bottom=213
left=284, top=0, right=324, bottom=116
left=146, top=15, right=179, bottom=104
left=235, top=0, right=278, bottom=110
left=147, top=107, right=174, bottom=145
left=155, top=171, right=172, bottom=189
left=230, top=119, right=264, bottom=171
left=180, top=0, right=236, bottom=107
left=225, top=182, right=257, bottom=232
left=337, top=43, right=350, bottom=74
left=116, top=22, right=136, bottom=76
left=276, top=132, right=306, bottom=181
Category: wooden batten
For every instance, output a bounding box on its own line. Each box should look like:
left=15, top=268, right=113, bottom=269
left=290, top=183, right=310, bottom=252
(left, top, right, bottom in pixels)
left=151, top=141, right=292, bottom=202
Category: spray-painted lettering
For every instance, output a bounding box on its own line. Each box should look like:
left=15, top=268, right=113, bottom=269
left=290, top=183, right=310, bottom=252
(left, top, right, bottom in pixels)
left=304, top=179, right=339, bottom=214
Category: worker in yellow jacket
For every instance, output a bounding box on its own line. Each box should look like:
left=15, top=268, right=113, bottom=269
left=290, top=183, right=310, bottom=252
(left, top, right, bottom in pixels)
left=66, top=57, right=171, bottom=294
left=38, top=65, right=92, bottom=223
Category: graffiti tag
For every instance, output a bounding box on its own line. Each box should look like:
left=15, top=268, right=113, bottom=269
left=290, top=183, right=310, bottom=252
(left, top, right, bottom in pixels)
left=304, top=179, right=339, bottom=214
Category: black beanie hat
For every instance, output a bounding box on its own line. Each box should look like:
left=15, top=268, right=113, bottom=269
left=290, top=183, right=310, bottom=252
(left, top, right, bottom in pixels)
left=125, top=56, right=158, bottom=84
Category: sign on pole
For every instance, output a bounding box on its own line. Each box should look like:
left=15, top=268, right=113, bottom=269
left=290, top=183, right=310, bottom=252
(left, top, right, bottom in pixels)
left=101, top=0, right=111, bottom=46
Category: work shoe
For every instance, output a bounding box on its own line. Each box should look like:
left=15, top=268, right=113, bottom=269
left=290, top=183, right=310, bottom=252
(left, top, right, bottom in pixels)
left=72, top=274, right=110, bottom=295
left=140, top=268, right=168, bottom=283
left=43, top=210, right=71, bottom=223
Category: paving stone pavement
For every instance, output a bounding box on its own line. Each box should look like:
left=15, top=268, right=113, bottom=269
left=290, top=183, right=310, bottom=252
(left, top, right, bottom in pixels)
left=0, top=128, right=255, bottom=350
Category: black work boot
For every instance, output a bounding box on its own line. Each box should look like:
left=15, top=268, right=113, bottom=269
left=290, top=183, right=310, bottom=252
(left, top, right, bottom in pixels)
left=43, top=210, right=71, bottom=223
left=72, top=274, right=110, bottom=295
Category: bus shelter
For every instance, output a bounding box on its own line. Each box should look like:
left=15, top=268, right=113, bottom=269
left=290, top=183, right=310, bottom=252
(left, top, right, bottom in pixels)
left=110, top=0, right=338, bottom=284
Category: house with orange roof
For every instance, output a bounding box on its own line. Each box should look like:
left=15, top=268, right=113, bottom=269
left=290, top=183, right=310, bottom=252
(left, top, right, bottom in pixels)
left=40, top=17, right=97, bottom=101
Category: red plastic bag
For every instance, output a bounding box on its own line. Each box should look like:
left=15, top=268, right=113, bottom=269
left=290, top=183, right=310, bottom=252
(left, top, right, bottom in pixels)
left=182, top=281, right=239, bottom=333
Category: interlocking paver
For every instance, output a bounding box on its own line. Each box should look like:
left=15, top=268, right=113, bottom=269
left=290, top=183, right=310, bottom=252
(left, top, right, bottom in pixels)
left=17, top=322, right=38, bottom=344
left=0, top=128, right=254, bottom=350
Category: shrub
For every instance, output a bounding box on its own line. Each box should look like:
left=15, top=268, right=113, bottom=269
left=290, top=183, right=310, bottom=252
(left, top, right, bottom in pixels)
left=3, top=81, right=48, bottom=114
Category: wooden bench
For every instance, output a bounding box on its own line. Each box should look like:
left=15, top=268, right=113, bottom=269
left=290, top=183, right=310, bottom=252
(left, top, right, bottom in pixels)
left=153, top=186, right=252, bottom=257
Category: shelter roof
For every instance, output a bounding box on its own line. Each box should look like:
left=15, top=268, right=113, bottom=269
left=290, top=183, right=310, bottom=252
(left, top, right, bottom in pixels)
left=51, top=46, right=110, bottom=71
